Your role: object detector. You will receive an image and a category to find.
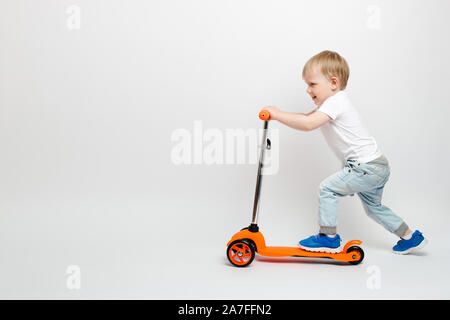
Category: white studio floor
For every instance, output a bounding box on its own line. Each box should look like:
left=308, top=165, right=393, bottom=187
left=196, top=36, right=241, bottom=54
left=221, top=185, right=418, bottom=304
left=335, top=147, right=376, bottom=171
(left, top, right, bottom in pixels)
left=0, top=194, right=446, bottom=300
left=153, top=236, right=448, bottom=300
left=1, top=230, right=448, bottom=300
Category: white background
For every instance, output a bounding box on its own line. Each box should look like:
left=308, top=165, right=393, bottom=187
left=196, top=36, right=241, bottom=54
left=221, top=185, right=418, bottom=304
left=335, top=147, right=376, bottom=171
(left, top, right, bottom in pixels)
left=1, top=0, right=449, bottom=299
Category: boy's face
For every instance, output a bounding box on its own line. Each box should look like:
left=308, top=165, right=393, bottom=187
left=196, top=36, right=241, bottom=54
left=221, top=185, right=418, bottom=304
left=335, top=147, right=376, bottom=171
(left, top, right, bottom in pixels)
left=303, top=68, right=339, bottom=106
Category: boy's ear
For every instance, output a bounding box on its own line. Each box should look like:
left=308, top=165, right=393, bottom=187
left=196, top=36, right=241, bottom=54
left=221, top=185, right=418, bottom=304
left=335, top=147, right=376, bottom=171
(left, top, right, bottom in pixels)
left=330, top=76, right=339, bottom=90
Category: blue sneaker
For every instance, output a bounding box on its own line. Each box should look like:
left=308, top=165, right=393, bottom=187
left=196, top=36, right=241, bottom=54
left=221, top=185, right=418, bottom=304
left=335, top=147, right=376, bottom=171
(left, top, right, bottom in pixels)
left=393, top=230, right=428, bottom=254
left=298, top=233, right=342, bottom=253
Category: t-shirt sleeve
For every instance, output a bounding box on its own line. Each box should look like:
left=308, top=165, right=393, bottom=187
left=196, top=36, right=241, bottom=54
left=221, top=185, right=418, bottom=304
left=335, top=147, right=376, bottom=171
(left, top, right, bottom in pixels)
left=317, top=96, right=343, bottom=120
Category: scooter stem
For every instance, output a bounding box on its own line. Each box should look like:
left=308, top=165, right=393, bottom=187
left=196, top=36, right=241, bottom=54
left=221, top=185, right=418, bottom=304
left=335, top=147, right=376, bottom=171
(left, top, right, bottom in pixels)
left=250, top=111, right=271, bottom=231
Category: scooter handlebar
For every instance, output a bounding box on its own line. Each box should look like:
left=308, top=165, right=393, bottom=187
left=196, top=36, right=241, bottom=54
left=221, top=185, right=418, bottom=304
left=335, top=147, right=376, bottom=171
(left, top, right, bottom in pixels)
left=259, top=110, right=270, bottom=121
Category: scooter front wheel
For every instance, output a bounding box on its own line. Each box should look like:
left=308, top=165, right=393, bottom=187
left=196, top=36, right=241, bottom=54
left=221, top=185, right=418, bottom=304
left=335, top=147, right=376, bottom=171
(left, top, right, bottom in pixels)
left=227, top=239, right=256, bottom=267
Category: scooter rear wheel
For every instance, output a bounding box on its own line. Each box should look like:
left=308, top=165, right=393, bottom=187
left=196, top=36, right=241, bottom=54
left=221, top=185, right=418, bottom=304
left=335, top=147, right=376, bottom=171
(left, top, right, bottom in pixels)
left=227, top=239, right=255, bottom=267
left=347, top=246, right=364, bottom=265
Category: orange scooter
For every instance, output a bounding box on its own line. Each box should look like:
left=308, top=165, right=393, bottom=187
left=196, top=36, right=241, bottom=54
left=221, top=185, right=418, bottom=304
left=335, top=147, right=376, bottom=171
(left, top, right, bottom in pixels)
left=226, top=110, right=364, bottom=267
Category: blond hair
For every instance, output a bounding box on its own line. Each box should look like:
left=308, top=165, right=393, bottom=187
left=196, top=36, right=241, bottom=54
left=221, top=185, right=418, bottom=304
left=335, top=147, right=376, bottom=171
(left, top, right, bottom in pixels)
left=302, top=50, right=350, bottom=90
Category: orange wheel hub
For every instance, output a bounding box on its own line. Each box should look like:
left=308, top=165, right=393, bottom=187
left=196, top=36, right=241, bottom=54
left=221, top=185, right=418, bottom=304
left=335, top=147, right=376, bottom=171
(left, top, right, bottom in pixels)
left=227, top=240, right=255, bottom=267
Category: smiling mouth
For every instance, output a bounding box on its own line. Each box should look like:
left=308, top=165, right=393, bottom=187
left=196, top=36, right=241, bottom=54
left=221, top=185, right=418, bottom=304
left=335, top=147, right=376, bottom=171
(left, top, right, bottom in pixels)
left=313, top=96, right=317, bottom=100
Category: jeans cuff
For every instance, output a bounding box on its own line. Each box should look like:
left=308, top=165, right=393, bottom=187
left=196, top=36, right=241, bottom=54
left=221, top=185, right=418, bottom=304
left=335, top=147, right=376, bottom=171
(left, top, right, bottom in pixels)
left=394, top=222, right=409, bottom=237
left=319, top=226, right=337, bottom=235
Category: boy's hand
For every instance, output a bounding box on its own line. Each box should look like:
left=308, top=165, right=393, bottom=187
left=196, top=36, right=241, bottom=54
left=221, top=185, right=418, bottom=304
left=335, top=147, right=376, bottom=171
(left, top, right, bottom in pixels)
left=261, top=106, right=280, bottom=120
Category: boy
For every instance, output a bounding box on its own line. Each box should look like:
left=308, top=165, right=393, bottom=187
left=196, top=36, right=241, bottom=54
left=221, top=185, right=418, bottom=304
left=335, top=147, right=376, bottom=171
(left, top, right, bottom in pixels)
left=262, top=50, right=427, bottom=254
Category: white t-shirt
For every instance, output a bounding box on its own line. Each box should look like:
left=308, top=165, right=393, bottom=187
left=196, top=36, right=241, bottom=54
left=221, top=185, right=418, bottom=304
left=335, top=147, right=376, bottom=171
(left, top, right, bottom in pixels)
left=316, top=90, right=382, bottom=165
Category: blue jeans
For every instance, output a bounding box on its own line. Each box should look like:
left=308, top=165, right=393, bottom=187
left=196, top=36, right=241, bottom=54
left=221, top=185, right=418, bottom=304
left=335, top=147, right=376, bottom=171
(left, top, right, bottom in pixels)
left=318, top=155, right=408, bottom=237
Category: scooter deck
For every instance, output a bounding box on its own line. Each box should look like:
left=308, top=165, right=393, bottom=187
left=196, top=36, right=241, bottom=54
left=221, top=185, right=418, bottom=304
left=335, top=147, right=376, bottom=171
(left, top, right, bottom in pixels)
left=227, top=229, right=363, bottom=263
left=258, top=246, right=358, bottom=262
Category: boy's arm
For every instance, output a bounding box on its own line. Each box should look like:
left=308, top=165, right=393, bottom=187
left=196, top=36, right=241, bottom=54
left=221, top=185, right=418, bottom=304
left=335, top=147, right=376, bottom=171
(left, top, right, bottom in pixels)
left=266, top=108, right=331, bottom=131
